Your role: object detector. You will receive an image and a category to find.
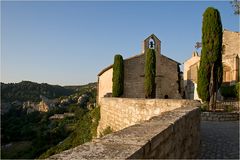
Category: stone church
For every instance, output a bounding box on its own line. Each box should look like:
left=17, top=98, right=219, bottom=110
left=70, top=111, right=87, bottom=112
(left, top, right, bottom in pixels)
left=184, top=29, right=240, bottom=100
left=97, top=34, right=183, bottom=103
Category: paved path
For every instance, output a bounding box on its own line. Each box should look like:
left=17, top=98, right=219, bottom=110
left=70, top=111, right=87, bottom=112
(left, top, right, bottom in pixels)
left=200, top=121, right=239, bottom=159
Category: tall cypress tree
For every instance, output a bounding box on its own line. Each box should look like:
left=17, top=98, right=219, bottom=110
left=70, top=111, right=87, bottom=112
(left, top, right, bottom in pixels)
left=144, top=49, right=156, bottom=98
left=197, top=7, right=223, bottom=110
left=112, top=54, right=124, bottom=97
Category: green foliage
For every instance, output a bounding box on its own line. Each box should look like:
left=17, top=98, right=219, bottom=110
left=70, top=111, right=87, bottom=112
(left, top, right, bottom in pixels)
left=1, top=141, right=33, bottom=159
left=197, top=61, right=210, bottom=102
left=220, top=82, right=239, bottom=99
left=144, top=49, right=156, bottom=98
left=224, top=105, right=234, bottom=112
left=1, top=81, right=74, bottom=102
left=90, top=106, right=100, bottom=137
left=112, top=54, right=124, bottom=97
left=197, top=7, right=223, bottom=103
left=38, top=106, right=100, bottom=159
left=1, top=82, right=99, bottom=159
left=200, top=103, right=208, bottom=112
left=100, top=126, right=113, bottom=137
left=235, top=82, right=240, bottom=99
left=220, top=85, right=236, bottom=98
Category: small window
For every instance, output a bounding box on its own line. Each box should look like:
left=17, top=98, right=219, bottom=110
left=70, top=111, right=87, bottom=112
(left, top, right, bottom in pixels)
left=164, top=95, right=169, bottom=99
left=149, top=38, right=155, bottom=49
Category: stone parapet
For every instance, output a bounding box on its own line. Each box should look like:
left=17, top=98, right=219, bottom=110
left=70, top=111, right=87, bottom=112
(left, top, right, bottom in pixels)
left=97, top=98, right=200, bottom=135
left=48, top=106, right=201, bottom=159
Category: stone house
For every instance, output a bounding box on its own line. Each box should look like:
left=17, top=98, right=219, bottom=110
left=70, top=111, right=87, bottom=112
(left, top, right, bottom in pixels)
left=97, top=34, right=183, bottom=103
left=184, top=29, right=240, bottom=100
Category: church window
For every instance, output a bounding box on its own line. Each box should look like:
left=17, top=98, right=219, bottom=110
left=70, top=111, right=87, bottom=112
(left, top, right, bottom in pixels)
left=149, top=38, right=155, bottom=49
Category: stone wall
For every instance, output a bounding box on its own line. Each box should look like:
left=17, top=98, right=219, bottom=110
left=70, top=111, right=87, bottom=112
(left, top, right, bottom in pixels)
left=142, top=34, right=161, bottom=55
left=222, top=30, right=240, bottom=82
left=201, top=112, right=239, bottom=121
left=222, top=29, right=240, bottom=57
left=216, top=101, right=240, bottom=111
left=97, top=98, right=200, bottom=135
left=123, top=53, right=181, bottom=99
left=123, top=54, right=145, bottom=98
left=98, top=68, right=113, bottom=103
left=157, top=55, right=181, bottom=99
left=98, top=52, right=182, bottom=102
left=48, top=106, right=201, bottom=159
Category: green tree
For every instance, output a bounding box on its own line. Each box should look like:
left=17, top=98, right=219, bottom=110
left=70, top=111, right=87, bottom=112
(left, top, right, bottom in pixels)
left=144, top=49, right=156, bottom=98
left=112, top=54, right=124, bottom=97
left=197, top=7, right=223, bottom=110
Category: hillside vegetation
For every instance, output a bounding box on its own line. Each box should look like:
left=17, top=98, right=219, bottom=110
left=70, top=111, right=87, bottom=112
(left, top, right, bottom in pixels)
left=1, top=81, right=74, bottom=102
left=1, top=81, right=99, bottom=159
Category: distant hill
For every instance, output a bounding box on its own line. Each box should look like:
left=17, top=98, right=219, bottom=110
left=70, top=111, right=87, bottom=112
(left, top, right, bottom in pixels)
left=64, top=82, right=97, bottom=91
left=1, top=81, right=75, bottom=102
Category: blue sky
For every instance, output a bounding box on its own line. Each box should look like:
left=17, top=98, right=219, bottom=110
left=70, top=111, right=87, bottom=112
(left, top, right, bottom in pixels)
left=1, top=1, right=239, bottom=86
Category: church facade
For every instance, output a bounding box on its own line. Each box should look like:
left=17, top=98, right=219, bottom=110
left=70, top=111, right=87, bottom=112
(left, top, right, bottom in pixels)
left=184, top=29, right=240, bottom=100
left=97, top=34, right=183, bottom=103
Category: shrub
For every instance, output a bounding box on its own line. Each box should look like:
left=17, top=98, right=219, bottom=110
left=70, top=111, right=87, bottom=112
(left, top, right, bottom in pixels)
left=220, top=84, right=237, bottom=98
left=200, top=102, right=209, bottom=111
left=112, top=54, right=124, bottom=97
left=235, top=82, right=240, bottom=99
left=224, top=105, right=234, bottom=112
left=100, top=126, right=113, bottom=137
left=144, top=49, right=156, bottom=98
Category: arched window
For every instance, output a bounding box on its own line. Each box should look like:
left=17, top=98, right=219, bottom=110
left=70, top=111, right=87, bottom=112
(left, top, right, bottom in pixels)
left=149, top=38, right=155, bottom=49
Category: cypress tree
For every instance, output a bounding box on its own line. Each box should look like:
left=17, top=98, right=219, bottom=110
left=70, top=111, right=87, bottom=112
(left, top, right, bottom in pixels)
left=144, top=49, right=156, bottom=98
left=112, top=54, right=124, bottom=97
left=197, top=7, right=223, bottom=110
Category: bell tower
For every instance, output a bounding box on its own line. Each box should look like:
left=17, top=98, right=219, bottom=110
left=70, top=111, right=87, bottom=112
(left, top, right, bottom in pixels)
left=142, top=34, right=161, bottom=54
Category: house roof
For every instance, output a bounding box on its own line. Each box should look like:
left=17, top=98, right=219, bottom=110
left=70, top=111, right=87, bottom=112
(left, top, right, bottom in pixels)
left=97, top=64, right=113, bottom=76
left=161, top=54, right=181, bottom=65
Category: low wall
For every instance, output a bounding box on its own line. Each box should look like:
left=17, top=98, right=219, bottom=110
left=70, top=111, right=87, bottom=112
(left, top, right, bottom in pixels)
left=201, top=112, right=239, bottom=121
left=48, top=106, right=201, bottom=159
left=216, top=101, right=239, bottom=111
left=98, top=98, right=200, bottom=135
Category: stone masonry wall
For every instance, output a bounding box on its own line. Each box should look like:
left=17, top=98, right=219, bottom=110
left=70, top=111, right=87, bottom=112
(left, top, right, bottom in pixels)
left=123, top=54, right=145, bottom=98
left=201, top=112, right=239, bottom=121
left=223, top=29, right=240, bottom=57
left=98, top=68, right=113, bottom=103
left=157, top=55, right=181, bottom=99
left=49, top=106, right=201, bottom=159
left=97, top=98, right=200, bottom=135
left=122, top=53, right=181, bottom=99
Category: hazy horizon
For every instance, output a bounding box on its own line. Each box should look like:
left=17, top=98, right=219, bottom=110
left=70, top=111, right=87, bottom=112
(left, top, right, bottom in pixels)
left=1, top=1, right=239, bottom=85
left=0, top=80, right=97, bottom=87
